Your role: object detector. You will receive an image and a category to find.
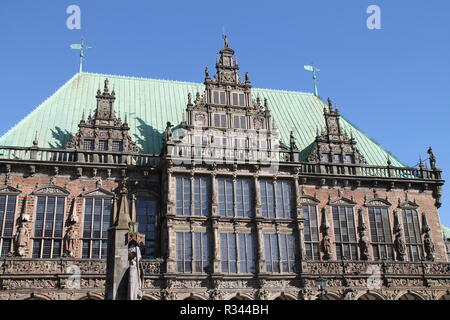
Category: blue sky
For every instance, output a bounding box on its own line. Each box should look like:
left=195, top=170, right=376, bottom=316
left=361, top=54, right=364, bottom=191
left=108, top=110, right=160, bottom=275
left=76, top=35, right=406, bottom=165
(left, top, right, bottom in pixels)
left=0, top=1, right=449, bottom=225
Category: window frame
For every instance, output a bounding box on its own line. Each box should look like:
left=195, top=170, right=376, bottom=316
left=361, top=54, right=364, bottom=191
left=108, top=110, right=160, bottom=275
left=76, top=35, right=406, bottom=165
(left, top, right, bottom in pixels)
left=81, top=196, right=113, bottom=259
left=367, top=205, right=394, bottom=260
left=32, top=194, right=67, bottom=259
left=176, top=231, right=210, bottom=273
left=0, top=191, right=19, bottom=257
left=301, top=202, right=321, bottom=261
left=332, top=205, right=359, bottom=261
left=401, top=208, right=423, bottom=262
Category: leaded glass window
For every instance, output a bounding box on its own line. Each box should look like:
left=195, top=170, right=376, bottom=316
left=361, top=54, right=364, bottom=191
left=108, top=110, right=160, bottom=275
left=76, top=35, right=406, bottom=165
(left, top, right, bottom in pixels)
left=213, top=91, right=226, bottom=105
left=264, top=233, right=296, bottom=273
left=112, top=141, right=123, bottom=152
left=176, top=176, right=191, bottom=216
left=220, top=233, right=256, bottom=273
left=233, top=115, right=247, bottom=129
left=368, top=207, right=394, bottom=260
left=303, top=205, right=320, bottom=260
left=83, top=139, right=94, bottom=151
left=232, top=93, right=245, bottom=107
left=176, top=232, right=210, bottom=273
left=402, top=209, right=423, bottom=261
left=32, top=196, right=66, bottom=258
left=82, top=198, right=112, bottom=259
left=235, top=178, right=254, bottom=218
left=260, top=179, right=275, bottom=218
left=213, top=113, right=227, bottom=127
left=98, top=140, right=108, bottom=151
left=0, top=195, right=17, bottom=257
left=332, top=206, right=359, bottom=260
left=275, top=181, right=295, bottom=218
left=218, top=177, right=254, bottom=218
left=193, top=176, right=211, bottom=217
left=136, top=199, right=158, bottom=258
left=218, top=177, right=234, bottom=217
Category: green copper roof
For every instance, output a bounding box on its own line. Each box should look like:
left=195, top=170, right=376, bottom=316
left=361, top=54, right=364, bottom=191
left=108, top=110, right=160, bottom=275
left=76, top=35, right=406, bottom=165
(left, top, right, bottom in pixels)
left=0, top=72, right=404, bottom=166
left=442, top=225, right=450, bottom=240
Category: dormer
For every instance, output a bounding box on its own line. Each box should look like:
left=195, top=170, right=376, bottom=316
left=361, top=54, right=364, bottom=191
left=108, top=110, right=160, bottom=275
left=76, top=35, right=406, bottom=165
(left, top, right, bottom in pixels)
left=65, top=79, right=139, bottom=153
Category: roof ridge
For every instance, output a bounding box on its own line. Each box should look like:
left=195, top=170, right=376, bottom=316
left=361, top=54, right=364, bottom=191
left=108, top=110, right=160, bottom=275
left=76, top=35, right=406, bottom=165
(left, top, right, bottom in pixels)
left=81, top=72, right=314, bottom=95
left=0, top=73, right=81, bottom=141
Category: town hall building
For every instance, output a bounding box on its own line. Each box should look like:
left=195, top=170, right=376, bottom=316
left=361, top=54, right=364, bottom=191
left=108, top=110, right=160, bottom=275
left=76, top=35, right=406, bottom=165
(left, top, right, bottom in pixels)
left=0, top=38, right=448, bottom=300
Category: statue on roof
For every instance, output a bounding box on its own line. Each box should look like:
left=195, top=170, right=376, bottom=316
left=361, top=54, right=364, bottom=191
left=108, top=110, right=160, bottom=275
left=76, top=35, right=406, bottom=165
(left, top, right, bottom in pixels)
left=289, top=131, right=298, bottom=151
left=205, top=67, right=210, bottom=78
left=165, top=122, right=174, bottom=143
left=427, top=147, right=436, bottom=170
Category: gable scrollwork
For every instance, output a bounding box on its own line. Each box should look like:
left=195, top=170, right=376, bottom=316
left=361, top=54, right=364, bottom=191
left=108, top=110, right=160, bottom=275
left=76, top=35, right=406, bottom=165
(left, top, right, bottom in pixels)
left=81, top=188, right=115, bottom=198
left=0, top=185, right=22, bottom=195
left=32, top=185, right=70, bottom=196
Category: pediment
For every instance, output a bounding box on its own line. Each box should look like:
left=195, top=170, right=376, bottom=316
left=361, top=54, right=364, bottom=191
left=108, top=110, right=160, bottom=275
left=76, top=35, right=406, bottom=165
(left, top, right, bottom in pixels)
left=33, top=185, right=70, bottom=196
left=398, top=200, right=419, bottom=209
left=299, top=195, right=320, bottom=204
left=366, top=198, right=392, bottom=207
left=0, top=185, right=21, bottom=195
left=329, top=197, right=356, bottom=206
left=81, top=188, right=114, bottom=198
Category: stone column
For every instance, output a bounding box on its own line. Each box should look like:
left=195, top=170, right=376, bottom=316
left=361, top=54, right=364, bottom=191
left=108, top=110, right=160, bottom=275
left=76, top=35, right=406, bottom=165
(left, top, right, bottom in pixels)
left=256, top=220, right=265, bottom=274
left=294, top=175, right=306, bottom=262
left=106, top=188, right=131, bottom=300
left=165, top=219, right=176, bottom=273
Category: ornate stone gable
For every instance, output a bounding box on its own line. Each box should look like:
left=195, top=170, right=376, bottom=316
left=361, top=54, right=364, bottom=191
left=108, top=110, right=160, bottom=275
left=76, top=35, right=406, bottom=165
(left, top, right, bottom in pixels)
left=165, top=37, right=280, bottom=165
left=308, top=98, right=366, bottom=165
left=65, top=79, right=139, bottom=153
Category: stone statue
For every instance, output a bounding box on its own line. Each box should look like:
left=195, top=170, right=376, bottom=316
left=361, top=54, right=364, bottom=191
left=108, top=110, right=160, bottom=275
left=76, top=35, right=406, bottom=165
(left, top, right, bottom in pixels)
left=164, top=122, right=173, bottom=143
left=63, top=226, right=76, bottom=257
left=205, top=67, right=210, bottom=78
left=427, top=147, right=436, bottom=170
left=14, top=223, right=29, bottom=257
left=358, top=210, right=370, bottom=260
left=320, top=208, right=332, bottom=260
left=245, top=72, right=250, bottom=82
left=128, top=242, right=144, bottom=300
left=424, top=233, right=435, bottom=261
left=289, top=131, right=298, bottom=151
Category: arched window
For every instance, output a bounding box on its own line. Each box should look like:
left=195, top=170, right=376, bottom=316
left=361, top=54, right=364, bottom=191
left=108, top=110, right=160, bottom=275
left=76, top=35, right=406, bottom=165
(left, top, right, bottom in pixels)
left=367, top=200, right=394, bottom=260
left=32, top=186, right=69, bottom=259
left=0, top=186, right=19, bottom=257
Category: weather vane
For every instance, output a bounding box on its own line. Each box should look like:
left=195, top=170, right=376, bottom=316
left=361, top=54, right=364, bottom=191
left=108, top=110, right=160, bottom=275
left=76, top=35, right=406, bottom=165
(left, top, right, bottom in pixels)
left=70, top=38, right=92, bottom=73
left=304, top=63, right=320, bottom=97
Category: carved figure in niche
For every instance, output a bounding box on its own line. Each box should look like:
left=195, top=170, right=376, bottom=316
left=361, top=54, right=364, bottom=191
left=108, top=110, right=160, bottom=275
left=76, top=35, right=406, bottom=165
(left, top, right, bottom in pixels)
left=63, top=226, right=76, bottom=257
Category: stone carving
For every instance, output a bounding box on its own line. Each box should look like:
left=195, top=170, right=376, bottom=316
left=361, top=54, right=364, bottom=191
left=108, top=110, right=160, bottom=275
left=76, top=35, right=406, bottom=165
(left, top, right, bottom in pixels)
left=13, top=223, right=29, bottom=257
left=357, top=209, right=370, bottom=260
left=65, top=79, right=139, bottom=153
left=161, top=288, right=177, bottom=300
left=164, top=122, right=173, bottom=143
left=209, top=288, right=224, bottom=300
left=421, top=212, right=435, bottom=261
left=393, top=210, right=406, bottom=261
left=320, top=208, right=332, bottom=260
left=308, top=99, right=366, bottom=164
left=289, top=131, right=298, bottom=151
left=427, top=147, right=436, bottom=170
left=128, top=243, right=144, bottom=300
left=63, top=226, right=76, bottom=257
